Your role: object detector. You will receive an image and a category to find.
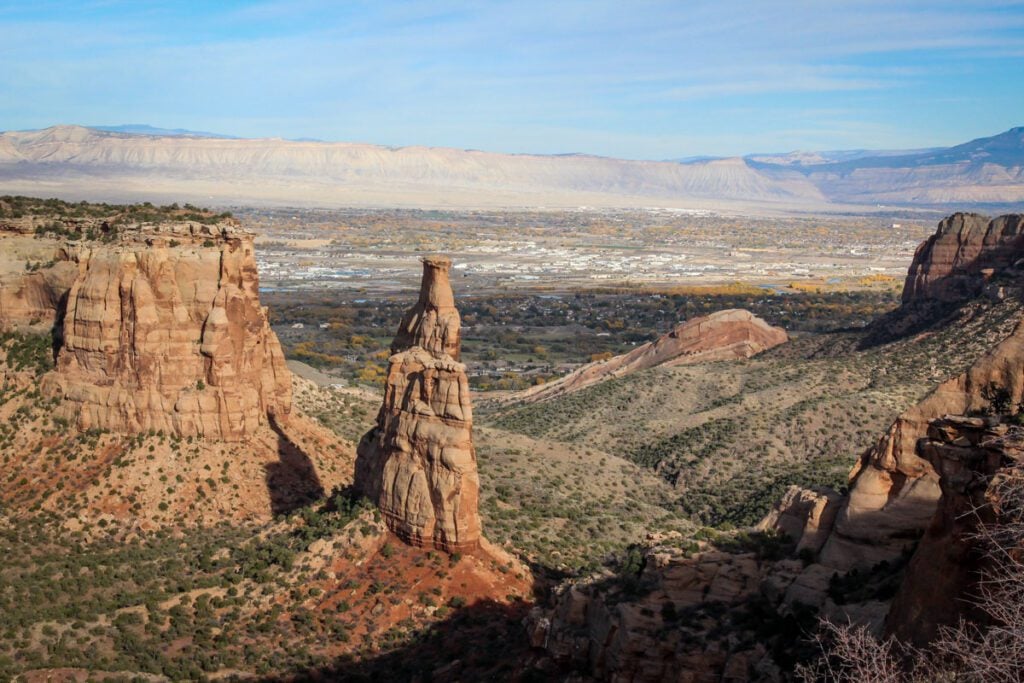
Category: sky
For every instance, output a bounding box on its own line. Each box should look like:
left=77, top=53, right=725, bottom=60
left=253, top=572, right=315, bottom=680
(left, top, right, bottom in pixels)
left=1, top=1, right=1023, bottom=160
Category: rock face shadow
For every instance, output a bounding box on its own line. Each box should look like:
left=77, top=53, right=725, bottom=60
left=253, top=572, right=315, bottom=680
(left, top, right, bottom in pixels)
left=265, top=418, right=325, bottom=516
left=255, top=598, right=535, bottom=682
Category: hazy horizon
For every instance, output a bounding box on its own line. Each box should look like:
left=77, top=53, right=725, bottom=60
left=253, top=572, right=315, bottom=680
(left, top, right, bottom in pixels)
left=7, top=121, right=1017, bottom=163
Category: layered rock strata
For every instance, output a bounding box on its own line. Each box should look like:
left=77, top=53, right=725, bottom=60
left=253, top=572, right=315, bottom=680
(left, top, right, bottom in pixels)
left=521, top=309, right=787, bottom=402
left=0, top=227, right=80, bottom=331
left=355, top=256, right=481, bottom=552
left=902, top=212, right=1024, bottom=304
left=40, top=227, right=292, bottom=440
left=0, top=259, right=78, bottom=331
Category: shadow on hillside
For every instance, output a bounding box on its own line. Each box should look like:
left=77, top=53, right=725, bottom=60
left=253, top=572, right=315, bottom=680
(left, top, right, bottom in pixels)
left=857, top=259, right=1024, bottom=350
left=50, top=289, right=69, bottom=360
left=857, top=299, right=968, bottom=349
left=266, top=418, right=325, bottom=516
left=261, top=598, right=541, bottom=683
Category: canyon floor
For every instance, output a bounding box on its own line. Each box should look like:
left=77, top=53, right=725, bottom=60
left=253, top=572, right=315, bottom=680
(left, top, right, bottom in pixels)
left=4, top=289, right=1018, bottom=680
left=2, top=198, right=1023, bottom=681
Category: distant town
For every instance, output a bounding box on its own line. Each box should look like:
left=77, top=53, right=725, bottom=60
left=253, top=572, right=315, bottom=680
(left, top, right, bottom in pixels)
left=240, top=207, right=935, bottom=296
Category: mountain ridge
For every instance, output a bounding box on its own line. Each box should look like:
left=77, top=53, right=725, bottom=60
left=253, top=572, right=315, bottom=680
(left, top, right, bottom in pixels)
left=0, top=124, right=1021, bottom=210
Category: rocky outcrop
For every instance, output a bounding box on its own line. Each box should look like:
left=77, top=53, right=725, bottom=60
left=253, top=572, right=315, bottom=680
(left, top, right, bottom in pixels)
left=757, top=485, right=841, bottom=555
left=40, top=227, right=292, bottom=440
left=355, top=256, right=481, bottom=553
left=902, top=213, right=1024, bottom=304
left=817, top=318, right=1024, bottom=571
left=391, top=256, right=462, bottom=360
left=0, top=261, right=78, bottom=331
left=521, top=309, right=787, bottom=402
left=528, top=544, right=800, bottom=682
left=885, top=416, right=1024, bottom=646
left=0, top=230, right=80, bottom=331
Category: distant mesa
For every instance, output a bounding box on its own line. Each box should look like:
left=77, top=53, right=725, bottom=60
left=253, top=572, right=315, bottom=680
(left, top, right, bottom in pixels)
left=520, top=308, right=788, bottom=403
left=355, top=256, right=482, bottom=552
left=1, top=124, right=1021, bottom=208
left=89, top=123, right=238, bottom=139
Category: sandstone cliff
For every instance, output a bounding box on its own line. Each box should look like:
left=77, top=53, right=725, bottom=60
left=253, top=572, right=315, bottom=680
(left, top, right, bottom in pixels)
left=0, top=229, right=79, bottom=331
left=808, top=212, right=1024, bottom=573
left=811, top=317, right=1024, bottom=574
left=902, top=212, right=1024, bottom=304
left=355, top=256, right=481, bottom=552
left=38, top=225, right=292, bottom=440
left=885, top=416, right=1024, bottom=646
left=756, top=485, right=841, bottom=555
left=528, top=540, right=806, bottom=681
left=520, top=309, right=787, bottom=403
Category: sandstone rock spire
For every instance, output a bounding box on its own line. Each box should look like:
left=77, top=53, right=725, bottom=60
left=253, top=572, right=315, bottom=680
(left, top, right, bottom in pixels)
left=355, top=256, right=481, bottom=552
left=391, top=255, right=461, bottom=360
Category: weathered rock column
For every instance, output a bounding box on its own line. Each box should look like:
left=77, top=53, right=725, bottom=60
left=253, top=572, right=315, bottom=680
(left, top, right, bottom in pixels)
left=355, top=256, right=481, bottom=552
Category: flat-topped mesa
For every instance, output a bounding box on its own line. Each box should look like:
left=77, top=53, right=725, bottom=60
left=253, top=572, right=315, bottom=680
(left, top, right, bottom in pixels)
left=902, top=212, right=1024, bottom=304
left=40, top=232, right=292, bottom=441
left=355, top=257, right=481, bottom=553
left=391, top=256, right=461, bottom=361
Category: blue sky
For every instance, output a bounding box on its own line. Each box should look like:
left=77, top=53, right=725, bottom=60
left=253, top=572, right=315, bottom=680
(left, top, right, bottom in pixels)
left=1, top=0, right=1023, bottom=159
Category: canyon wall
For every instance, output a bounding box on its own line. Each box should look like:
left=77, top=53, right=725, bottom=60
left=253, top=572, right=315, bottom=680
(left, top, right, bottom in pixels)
left=0, top=225, right=79, bottom=331
left=529, top=212, right=1024, bottom=680
left=355, top=257, right=481, bottom=552
left=819, top=214, right=1024, bottom=571
left=818, top=319, right=1024, bottom=569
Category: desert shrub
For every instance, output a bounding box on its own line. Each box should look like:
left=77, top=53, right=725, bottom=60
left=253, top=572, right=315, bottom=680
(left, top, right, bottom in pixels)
left=1, top=331, right=54, bottom=376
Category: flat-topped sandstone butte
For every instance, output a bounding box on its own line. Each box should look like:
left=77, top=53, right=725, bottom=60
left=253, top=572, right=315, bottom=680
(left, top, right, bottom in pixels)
left=35, top=222, right=292, bottom=441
